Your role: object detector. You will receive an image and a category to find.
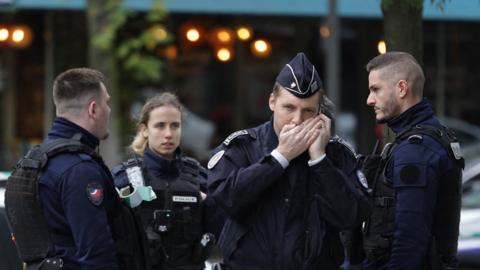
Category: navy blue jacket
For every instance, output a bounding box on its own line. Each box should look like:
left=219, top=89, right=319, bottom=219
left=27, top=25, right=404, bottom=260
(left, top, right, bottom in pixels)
left=113, top=147, right=222, bottom=269
left=39, top=117, right=119, bottom=269
left=113, top=148, right=224, bottom=233
left=383, top=99, right=456, bottom=269
left=113, top=148, right=199, bottom=188
left=208, top=120, right=370, bottom=270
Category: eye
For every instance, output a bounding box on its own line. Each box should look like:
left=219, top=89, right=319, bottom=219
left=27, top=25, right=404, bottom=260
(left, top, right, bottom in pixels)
left=283, top=104, right=294, bottom=111
left=305, top=109, right=315, bottom=114
left=154, top=122, right=165, bottom=129
left=172, top=122, right=180, bottom=129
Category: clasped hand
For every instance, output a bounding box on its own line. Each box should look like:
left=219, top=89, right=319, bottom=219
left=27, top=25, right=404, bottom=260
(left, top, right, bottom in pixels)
left=275, top=114, right=331, bottom=161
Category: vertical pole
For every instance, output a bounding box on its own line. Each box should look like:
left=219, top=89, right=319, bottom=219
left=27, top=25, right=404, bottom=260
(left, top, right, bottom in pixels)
left=326, top=0, right=341, bottom=112
left=43, top=11, right=55, bottom=137
left=435, top=22, right=446, bottom=117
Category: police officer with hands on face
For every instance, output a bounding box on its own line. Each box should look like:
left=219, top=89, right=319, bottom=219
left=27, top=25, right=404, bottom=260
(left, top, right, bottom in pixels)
left=207, top=52, right=371, bottom=270
left=112, top=93, right=215, bottom=270
left=5, top=68, right=148, bottom=270
left=359, top=52, right=464, bottom=269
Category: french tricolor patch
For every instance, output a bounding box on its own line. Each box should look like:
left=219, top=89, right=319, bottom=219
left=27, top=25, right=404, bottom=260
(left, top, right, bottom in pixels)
left=86, top=182, right=104, bottom=206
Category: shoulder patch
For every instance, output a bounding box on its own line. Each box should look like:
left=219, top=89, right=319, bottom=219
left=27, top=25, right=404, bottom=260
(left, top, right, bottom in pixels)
left=223, top=130, right=249, bottom=146
left=86, top=182, right=104, bottom=206
left=400, top=165, right=421, bottom=185
left=208, top=150, right=225, bottom=169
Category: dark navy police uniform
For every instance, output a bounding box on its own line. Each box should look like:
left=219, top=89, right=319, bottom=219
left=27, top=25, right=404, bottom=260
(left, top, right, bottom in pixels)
left=363, top=99, right=463, bottom=270
left=38, top=118, right=123, bottom=269
left=208, top=120, right=370, bottom=270
left=113, top=147, right=213, bottom=270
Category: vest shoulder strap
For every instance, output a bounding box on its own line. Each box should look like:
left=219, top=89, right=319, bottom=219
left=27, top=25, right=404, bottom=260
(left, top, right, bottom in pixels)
left=21, top=134, right=96, bottom=170
left=121, top=156, right=144, bottom=169
left=394, top=124, right=464, bottom=168
left=181, top=156, right=207, bottom=178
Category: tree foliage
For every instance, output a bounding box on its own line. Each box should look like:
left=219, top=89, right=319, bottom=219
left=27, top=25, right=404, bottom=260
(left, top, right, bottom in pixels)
left=91, top=0, right=171, bottom=83
left=382, top=0, right=449, bottom=11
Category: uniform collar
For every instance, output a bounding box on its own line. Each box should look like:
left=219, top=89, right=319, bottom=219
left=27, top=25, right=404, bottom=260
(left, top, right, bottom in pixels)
left=47, top=117, right=99, bottom=149
left=259, top=118, right=279, bottom=154
left=143, top=147, right=182, bottom=177
left=387, top=98, right=436, bottom=134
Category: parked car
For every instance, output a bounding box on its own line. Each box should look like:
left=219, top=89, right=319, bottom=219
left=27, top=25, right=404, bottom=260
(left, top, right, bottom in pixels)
left=459, top=161, right=480, bottom=269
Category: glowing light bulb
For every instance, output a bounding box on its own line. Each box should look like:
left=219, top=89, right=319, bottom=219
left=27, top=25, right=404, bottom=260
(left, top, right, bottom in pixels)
left=378, top=40, right=387, bottom=54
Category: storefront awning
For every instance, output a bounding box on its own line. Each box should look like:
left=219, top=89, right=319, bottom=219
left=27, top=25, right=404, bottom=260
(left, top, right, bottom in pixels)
left=1, top=0, right=480, bottom=21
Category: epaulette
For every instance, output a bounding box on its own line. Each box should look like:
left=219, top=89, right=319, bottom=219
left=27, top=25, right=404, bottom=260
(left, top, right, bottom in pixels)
left=122, top=157, right=143, bottom=169
left=110, top=157, right=143, bottom=176
left=328, top=135, right=356, bottom=156
left=223, top=130, right=250, bottom=146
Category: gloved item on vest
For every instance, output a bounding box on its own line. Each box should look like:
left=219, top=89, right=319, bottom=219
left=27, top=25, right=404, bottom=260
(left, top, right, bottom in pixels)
left=117, top=185, right=157, bottom=208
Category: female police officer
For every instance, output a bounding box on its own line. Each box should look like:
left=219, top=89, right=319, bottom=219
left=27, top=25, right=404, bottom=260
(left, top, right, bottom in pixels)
left=112, top=93, right=213, bottom=270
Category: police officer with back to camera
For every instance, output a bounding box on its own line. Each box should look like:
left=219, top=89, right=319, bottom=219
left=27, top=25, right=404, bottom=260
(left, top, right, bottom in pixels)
left=207, top=52, right=371, bottom=270
left=5, top=68, right=148, bottom=270
left=356, top=51, right=464, bottom=269
left=112, top=93, right=215, bottom=270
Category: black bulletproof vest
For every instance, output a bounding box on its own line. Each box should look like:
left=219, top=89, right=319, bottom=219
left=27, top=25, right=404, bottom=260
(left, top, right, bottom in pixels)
left=5, top=136, right=94, bottom=263
left=128, top=157, right=204, bottom=269
left=361, top=125, right=464, bottom=267
left=5, top=135, right=148, bottom=270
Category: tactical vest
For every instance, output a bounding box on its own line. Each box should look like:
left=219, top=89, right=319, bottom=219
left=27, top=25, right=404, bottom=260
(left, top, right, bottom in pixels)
left=122, top=157, right=206, bottom=269
left=361, top=124, right=464, bottom=267
left=4, top=135, right=149, bottom=270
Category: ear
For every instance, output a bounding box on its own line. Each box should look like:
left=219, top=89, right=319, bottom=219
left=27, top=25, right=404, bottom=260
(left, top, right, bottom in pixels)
left=140, top=123, right=149, bottom=138
left=268, top=93, right=276, bottom=112
left=397, top=80, right=408, bottom=99
left=87, top=100, right=97, bottom=119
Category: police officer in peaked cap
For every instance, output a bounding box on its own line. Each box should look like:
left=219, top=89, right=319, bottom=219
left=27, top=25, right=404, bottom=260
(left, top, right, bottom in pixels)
left=207, top=52, right=371, bottom=270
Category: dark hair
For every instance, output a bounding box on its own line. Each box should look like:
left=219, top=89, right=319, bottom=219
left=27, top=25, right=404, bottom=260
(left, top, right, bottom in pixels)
left=131, top=92, right=185, bottom=155
left=366, top=52, right=425, bottom=95
left=53, top=68, right=106, bottom=115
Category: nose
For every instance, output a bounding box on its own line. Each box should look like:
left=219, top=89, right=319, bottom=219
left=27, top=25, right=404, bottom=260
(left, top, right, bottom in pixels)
left=165, top=127, right=173, bottom=138
left=366, top=92, right=375, bottom=107
left=291, top=111, right=303, bottom=125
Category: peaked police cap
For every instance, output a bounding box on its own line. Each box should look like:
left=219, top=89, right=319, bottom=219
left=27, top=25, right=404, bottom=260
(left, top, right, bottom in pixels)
left=276, top=52, right=323, bottom=98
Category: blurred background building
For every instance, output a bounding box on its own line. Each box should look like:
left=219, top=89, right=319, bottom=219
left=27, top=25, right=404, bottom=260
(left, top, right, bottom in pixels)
left=1, top=0, right=480, bottom=169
